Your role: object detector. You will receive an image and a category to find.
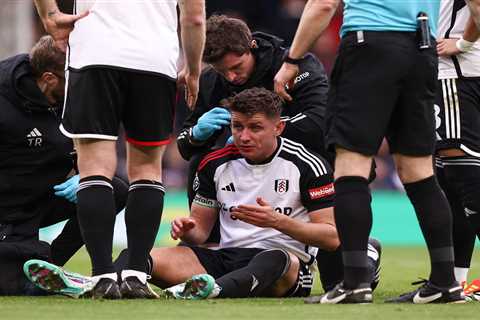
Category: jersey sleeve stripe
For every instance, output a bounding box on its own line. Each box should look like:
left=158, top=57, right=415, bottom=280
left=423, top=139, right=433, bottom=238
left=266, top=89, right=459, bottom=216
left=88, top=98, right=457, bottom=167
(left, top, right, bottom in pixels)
left=200, top=145, right=237, bottom=165
left=282, top=140, right=327, bottom=176
left=198, top=147, right=241, bottom=171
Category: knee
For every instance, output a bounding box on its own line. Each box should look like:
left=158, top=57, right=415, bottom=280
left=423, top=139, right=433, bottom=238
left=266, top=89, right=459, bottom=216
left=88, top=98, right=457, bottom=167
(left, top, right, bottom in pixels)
left=394, top=155, right=434, bottom=184
left=334, top=149, right=372, bottom=179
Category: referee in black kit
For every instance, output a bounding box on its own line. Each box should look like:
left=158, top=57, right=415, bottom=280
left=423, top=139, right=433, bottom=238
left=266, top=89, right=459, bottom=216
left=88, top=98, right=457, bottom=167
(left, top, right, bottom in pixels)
left=275, top=0, right=467, bottom=304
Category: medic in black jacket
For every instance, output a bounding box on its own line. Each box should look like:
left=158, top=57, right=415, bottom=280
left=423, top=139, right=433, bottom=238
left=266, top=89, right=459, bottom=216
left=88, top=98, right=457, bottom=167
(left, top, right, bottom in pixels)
left=177, top=27, right=329, bottom=162
left=0, top=36, right=127, bottom=295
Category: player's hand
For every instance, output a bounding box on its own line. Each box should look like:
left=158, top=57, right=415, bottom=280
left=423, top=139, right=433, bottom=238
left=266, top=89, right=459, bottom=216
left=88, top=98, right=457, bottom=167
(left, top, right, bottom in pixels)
left=274, top=63, right=299, bottom=102
left=53, top=175, right=80, bottom=203
left=41, top=10, right=89, bottom=52
left=178, top=67, right=200, bottom=109
left=192, top=107, right=231, bottom=141
left=231, top=197, right=282, bottom=228
left=437, top=38, right=461, bottom=57
left=170, top=217, right=196, bottom=240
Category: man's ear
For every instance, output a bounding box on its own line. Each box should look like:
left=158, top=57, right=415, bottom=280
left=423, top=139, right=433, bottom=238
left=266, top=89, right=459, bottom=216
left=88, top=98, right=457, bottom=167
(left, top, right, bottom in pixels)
left=275, top=119, right=286, bottom=136
left=251, top=39, right=257, bottom=49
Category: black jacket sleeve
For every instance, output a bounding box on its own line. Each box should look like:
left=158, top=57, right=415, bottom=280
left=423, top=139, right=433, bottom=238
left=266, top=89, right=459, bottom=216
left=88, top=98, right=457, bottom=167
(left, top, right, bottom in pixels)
left=283, top=53, right=329, bottom=122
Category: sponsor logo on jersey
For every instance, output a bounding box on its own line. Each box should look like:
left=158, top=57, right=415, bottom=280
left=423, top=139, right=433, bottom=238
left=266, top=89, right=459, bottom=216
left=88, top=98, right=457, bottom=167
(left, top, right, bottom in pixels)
left=308, top=183, right=334, bottom=200
left=274, top=179, right=289, bottom=194
left=193, top=194, right=220, bottom=208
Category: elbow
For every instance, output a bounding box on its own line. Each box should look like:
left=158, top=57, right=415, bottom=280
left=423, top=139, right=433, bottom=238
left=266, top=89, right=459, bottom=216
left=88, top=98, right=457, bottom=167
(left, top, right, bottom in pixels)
left=322, top=236, right=341, bottom=252
left=312, top=0, right=339, bottom=16
left=181, top=15, right=206, bottom=28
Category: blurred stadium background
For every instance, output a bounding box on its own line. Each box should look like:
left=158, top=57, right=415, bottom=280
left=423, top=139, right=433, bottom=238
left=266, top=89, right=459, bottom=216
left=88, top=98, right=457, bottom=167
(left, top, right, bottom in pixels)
left=1, top=1, right=475, bottom=249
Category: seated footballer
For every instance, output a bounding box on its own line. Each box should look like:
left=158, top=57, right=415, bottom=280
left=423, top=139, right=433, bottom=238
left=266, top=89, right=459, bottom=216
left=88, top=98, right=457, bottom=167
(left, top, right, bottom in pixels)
left=24, top=87, right=340, bottom=299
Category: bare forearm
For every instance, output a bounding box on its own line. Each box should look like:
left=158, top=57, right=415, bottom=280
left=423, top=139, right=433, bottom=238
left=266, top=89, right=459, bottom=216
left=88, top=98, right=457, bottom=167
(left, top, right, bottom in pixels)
left=464, top=14, right=480, bottom=42
left=275, top=216, right=340, bottom=251
left=33, top=0, right=59, bottom=19
left=467, top=0, right=480, bottom=30
left=288, top=0, right=340, bottom=59
left=179, top=0, right=206, bottom=76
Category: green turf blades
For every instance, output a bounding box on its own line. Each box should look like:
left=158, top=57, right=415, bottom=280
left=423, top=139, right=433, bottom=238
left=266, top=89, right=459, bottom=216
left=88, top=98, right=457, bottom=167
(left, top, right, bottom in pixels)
left=23, top=259, right=93, bottom=298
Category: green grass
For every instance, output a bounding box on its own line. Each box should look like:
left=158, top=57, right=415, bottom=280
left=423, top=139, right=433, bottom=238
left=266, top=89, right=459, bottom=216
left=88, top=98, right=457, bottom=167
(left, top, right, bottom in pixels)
left=2, top=246, right=479, bottom=320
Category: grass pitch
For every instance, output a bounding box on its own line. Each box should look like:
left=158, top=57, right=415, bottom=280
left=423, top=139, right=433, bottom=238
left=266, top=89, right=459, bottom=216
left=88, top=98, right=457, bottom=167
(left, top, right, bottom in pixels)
left=2, top=246, right=479, bottom=320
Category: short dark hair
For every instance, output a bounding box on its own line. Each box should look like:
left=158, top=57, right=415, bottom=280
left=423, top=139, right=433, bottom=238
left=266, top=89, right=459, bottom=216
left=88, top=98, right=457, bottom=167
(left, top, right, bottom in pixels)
left=228, top=87, right=283, bottom=119
left=29, top=36, right=65, bottom=78
left=203, top=15, right=252, bottom=64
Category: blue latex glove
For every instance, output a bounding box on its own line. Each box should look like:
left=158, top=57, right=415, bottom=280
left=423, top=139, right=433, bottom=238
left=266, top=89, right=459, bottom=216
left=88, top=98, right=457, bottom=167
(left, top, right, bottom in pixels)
left=54, top=175, right=80, bottom=203
left=192, top=107, right=231, bottom=141
left=225, top=135, right=234, bottom=145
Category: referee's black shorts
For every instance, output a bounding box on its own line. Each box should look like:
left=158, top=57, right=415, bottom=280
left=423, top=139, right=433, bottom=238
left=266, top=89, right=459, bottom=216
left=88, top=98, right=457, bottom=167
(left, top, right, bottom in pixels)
left=325, top=31, right=438, bottom=156
left=62, top=67, right=176, bottom=146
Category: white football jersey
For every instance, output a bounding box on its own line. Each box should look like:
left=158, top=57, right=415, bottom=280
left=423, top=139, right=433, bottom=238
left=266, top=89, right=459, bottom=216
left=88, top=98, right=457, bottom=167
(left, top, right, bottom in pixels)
left=438, top=0, right=480, bottom=79
left=193, top=138, right=335, bottom=263
left=68, top=0, right=179, bottom=78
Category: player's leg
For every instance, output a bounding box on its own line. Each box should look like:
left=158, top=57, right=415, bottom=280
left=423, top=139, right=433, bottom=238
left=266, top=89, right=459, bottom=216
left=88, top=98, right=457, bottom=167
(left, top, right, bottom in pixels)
left=436, top=157, right=476, bottom=286
left=149, top=247, right=208, bottom=288
left=321, top=31, right=406, bottom=304
left=119, top=72, right=176, bottom=298
left=386, top=58, right=460, bottom=303
left=165, top=248, right=296, bottom=299
left=75, top=138, right=120, bottom=298
left=61, top=67, right=126, bottom=299
left=120, top=143, right=166, bottom=298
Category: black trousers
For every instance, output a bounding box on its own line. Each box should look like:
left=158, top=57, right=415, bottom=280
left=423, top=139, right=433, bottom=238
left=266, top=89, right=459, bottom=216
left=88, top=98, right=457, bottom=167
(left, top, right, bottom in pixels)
left=0, top=176, right=127, bottom=295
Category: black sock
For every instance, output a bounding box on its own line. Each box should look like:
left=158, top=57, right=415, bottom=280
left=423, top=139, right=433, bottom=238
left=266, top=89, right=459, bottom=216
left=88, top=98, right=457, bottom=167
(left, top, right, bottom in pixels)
left=436, top=163, right=476, bottom=269
left=76, top=176, right=116, bottom=276
left=113, top=249, right=154, bottom=281
left=316, top=246, right=344, bottom=292
left=443, top=156, right=480, bottom=236
left=217, top=249, right=290, bottom=298
left=125, top=180, right=165, bottom=273
left=334, top=176, right=372, bottom=289
left=404, top=175, right=455, bottom=287
left=50, top=216, right=84, bottom=266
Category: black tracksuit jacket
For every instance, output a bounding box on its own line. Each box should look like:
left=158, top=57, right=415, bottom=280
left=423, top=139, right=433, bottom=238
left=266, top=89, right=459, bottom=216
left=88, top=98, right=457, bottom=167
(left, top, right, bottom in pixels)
left=177, top=32, right=330, bottom=161
left=0, top=54, right=73, bottom=223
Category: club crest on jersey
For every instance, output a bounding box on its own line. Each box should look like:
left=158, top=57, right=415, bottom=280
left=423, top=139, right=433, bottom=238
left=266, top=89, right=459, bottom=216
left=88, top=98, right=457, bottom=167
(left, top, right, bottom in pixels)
left=274, top=179, right=289, bottom=194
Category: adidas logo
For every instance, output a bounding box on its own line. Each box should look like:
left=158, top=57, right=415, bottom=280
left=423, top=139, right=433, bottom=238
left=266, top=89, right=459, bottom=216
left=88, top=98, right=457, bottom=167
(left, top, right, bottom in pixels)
left=465, top=207, right=478, bottom=217
left=27, top=128, right=43, bottom=147
left=27, top=128, right=42, bottom=138
left=221, top=182, right=236, bottom=192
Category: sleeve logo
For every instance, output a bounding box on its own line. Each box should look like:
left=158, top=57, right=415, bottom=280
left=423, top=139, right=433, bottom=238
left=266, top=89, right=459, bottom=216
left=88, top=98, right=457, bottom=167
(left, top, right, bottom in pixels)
left=308, top=183, right=335, bottom=199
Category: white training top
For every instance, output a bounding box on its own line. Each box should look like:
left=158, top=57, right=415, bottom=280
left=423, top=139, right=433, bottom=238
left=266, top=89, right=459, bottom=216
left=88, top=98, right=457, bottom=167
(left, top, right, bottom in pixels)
left=438, top=0, right=480, bottom=79
left=193, top=138, right=335, bottom=264
left=68, top=0, right=179, bottom=78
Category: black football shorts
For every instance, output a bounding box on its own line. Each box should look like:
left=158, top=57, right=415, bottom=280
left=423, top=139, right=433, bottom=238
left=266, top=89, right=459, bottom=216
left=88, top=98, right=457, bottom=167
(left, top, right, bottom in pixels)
left=62, top=67, right=176, bottom=146
left=326, top=31, right=438, bottom=156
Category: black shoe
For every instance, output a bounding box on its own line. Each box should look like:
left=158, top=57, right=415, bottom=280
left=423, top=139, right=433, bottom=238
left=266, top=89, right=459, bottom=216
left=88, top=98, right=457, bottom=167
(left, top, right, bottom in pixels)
left=120, top=276, right=159, bottom=299
left=385, top=280, right=465, bottom=304
left=368, top=238, right=382, bottom=291
left=304, top=282, right=372, bottom=304
left=84, top=278, right=122, bottom=299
